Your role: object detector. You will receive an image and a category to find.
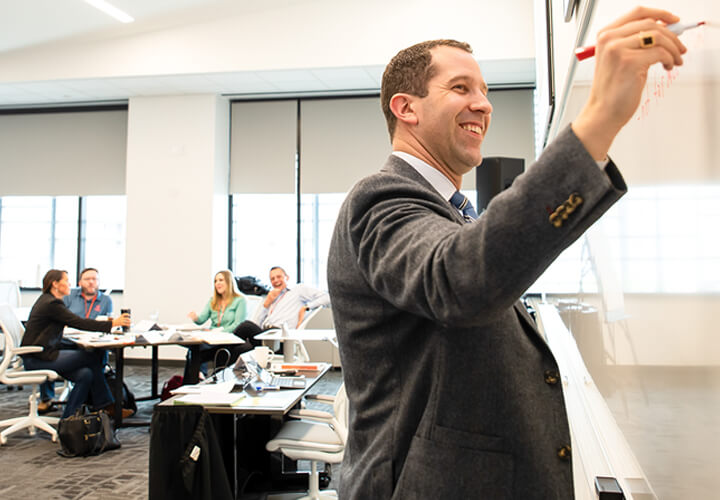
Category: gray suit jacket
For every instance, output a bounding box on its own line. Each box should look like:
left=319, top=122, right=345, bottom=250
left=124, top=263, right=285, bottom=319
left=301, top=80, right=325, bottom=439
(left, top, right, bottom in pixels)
left=327, top=126, right=627, bottom=499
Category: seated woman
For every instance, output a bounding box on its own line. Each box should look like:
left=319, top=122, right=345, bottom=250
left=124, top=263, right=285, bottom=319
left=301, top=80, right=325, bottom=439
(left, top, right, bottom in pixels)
left=21, top=269, right=132, bottom=419
left=186, top=270, right=249, bottom=380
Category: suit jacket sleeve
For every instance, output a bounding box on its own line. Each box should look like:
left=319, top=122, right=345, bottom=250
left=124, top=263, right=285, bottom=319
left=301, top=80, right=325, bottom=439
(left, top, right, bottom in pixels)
left=46, top=298, right=114, bottom=332
left=344, top=126, right=626, bottom=328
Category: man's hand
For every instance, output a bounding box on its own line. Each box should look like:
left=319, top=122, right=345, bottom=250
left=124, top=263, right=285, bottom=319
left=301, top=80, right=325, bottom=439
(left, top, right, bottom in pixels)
left=263, top=288, right=282, bottom=308
left=572, top=7, right=687, bottom=160
left=112, top=313, right=131, bottom=328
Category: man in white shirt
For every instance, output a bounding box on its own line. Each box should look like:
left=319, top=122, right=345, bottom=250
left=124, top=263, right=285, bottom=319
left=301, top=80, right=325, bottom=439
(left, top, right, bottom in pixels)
left=233, top=266, right=330, bottom=345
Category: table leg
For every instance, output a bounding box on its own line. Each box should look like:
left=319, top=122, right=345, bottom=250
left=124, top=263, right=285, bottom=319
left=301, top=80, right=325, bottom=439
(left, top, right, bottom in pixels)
left=151, top=345, right=159, bottom=398
left=113, top=347, right=124, bottom=429
left=136, top=345, right=161, bottom=403
left=185, top=344, right=201, bottom=385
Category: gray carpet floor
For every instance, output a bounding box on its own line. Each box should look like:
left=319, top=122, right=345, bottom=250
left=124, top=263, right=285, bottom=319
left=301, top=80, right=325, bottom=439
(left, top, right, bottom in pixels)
left=3, top=362, right=717, bottom=499
left=0, top=362, right=343, bottom=500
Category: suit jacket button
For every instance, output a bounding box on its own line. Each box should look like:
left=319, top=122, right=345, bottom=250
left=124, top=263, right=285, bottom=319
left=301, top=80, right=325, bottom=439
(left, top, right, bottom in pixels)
left=544, top=369, right=560, bottom=385
left=557, top=445, right=571, bottom=461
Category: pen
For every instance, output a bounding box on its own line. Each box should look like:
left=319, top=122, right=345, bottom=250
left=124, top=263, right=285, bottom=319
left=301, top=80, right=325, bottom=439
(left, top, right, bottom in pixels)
left=254, top=385, right=280, bottom=391
left=575, top=21, right=705, bottom=61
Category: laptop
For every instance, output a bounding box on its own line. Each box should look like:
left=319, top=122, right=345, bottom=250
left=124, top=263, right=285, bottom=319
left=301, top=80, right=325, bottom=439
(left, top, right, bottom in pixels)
left=245, top=359, right=306, bottom=389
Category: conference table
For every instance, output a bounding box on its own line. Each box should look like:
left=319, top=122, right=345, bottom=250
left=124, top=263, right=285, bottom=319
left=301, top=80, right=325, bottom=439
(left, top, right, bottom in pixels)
left=65, top=327, right=245, bottom=427
left=158, top=359, right=332, bottom=496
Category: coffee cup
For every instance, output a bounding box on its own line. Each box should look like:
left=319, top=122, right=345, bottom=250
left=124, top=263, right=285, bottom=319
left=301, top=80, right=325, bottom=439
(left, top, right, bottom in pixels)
left=121, top=308, right=131, bottom=332
left=253, top=346, right=275, bottom=368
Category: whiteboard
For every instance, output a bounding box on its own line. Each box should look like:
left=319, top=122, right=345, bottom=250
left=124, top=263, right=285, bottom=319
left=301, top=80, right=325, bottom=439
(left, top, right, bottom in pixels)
left=556, top=0, right=720, bottom=184
left=544, top=2, right=720, bottom=499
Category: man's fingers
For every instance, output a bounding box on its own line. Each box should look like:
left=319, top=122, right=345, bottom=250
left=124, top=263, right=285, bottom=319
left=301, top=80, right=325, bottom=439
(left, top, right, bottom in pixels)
left=600, top=6, right=679, bottom=31
left=596, top=18, right=686, bottom=69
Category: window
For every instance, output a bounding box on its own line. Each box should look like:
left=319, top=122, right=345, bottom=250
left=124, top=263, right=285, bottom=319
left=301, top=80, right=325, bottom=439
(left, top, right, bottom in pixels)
left=0, top=195, right=127, bottom=289
left=230, top=194, right=297, bottom=284
left=300, top=193, right=346, bottom=289
left=82, top=196, right=127, bottom=291
left=0, top=196, right=78, bottom=287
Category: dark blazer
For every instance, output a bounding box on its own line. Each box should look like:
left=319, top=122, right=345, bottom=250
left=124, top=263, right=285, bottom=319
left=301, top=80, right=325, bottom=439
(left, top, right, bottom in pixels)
left=327, top=127, right=627, bottom=499
left=22, top=292, right=112, bottom=361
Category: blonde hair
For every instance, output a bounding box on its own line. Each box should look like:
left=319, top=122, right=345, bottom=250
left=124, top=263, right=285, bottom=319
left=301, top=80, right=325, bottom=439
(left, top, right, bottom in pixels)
left=210, top=270, right=240, bottom=310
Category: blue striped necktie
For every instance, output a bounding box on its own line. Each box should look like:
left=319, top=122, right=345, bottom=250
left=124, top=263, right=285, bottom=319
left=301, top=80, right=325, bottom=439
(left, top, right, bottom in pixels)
left=450, top=191, right=478, bottom=223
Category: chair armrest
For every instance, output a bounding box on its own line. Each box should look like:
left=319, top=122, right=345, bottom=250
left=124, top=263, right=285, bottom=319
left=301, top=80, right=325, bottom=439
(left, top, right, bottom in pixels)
left=305, top=393, right=336, bottom=404
left=13, top=346, right=43, bottom=355
left=289, top=408, right=333, bottom=420
left=6, top=369, right=59, bottom=381
left=288, top=409, right=340, bottom=430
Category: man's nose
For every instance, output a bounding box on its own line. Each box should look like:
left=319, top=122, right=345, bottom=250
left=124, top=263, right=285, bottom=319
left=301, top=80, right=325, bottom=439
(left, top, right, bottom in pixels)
left=470, top=92, right=492, bottom=114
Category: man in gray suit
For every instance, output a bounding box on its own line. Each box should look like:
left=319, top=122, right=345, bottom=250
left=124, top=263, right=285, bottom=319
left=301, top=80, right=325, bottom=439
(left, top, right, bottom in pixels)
left=327, top=7, right=687, bottom=499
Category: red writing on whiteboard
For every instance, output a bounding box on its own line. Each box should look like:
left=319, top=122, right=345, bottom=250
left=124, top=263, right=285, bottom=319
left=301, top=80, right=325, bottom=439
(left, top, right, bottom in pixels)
left=637, top=67, right=680, bottom=120
left=636, top=28, right=704, bottom=120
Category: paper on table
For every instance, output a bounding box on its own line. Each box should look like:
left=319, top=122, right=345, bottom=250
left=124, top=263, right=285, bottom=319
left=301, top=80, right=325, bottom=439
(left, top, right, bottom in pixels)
left=174, top=392, right=246, bottom=406
left=241, top=389, right=303, bottom=408
left=171, top=380, right=235, bottom=395
left=173, top=323, right=206, bottom=332
left=192, top=330, right=244, bottom=345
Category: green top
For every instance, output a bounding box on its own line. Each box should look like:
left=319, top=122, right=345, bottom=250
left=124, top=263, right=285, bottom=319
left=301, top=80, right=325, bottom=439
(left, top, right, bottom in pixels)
left=194, top=294, right=247, bottom=332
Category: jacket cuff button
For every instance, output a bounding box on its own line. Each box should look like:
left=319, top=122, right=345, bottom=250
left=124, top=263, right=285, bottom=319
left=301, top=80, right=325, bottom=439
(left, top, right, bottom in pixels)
left=544, top=369, right=560, bottom=385
left=557, top=445, right=571, bottom=461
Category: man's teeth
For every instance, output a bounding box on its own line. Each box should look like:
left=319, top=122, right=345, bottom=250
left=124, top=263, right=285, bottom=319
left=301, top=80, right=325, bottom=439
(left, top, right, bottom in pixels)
left=461, top=124, right=483, bottom=134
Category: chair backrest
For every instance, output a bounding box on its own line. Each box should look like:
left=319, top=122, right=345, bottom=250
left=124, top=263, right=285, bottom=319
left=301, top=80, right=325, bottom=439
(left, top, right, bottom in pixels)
left=298, top=305, right=334, bottom=330
left=0, top=305, right=24, bottom=382
left=0, top=306, right=56, bottom=386
left=333, top=383, right=348, bottom=444
left=0, top=281, right=21, bottom=308
left=246, top=295, right=264, bottom=324
left=0, top=319, right=15, bottom=378
left=0, top=303, right=24, bottom=350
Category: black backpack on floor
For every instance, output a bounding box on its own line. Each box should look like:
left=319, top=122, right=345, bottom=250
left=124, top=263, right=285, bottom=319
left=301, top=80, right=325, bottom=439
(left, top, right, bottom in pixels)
left=104, top=368, right=137, bottom=415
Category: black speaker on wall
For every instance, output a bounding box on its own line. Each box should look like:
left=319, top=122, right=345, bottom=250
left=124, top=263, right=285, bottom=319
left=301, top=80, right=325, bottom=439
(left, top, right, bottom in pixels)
left=475, top=156, right=525, bottom=211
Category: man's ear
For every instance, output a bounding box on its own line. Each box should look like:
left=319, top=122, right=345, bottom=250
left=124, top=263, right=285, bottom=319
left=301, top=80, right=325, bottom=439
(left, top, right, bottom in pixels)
left=389, top=93, right=419, bottom=127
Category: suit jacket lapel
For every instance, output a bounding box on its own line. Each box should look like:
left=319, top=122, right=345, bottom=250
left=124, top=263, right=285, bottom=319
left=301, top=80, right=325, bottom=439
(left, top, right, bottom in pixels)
left=384, top=156, right=467, bottom=225
left=514, top=301, right=547, bottom=344
left=387, top=156, right=547, bottom=345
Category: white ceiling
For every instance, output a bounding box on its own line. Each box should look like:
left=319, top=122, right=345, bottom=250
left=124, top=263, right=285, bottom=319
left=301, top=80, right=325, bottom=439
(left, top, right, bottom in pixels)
left=0, top=0, right=535, bottom=108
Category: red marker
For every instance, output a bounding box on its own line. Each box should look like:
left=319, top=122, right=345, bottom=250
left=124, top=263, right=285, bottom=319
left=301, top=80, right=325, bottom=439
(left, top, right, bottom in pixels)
left=575, top=21, right=705, bottom=61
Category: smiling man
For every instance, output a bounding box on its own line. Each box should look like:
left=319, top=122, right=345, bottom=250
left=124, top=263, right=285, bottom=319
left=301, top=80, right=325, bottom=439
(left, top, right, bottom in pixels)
left=63, top=268, right=113, bottom=319
left=328, top=8, right=687, bottom=499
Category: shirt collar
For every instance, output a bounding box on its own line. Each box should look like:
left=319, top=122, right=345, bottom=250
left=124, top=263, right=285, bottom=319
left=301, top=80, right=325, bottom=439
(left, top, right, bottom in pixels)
left=392, top=151, right=457, bottom=202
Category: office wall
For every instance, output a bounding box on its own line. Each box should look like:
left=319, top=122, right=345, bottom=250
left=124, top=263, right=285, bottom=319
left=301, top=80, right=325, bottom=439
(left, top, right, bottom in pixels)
left=123, top=94, right=229, bottom=360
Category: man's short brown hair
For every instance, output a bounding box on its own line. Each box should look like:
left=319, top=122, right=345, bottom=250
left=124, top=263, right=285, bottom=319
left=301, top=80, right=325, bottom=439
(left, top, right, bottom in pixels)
left=380, top=39, right=472, bottom=140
